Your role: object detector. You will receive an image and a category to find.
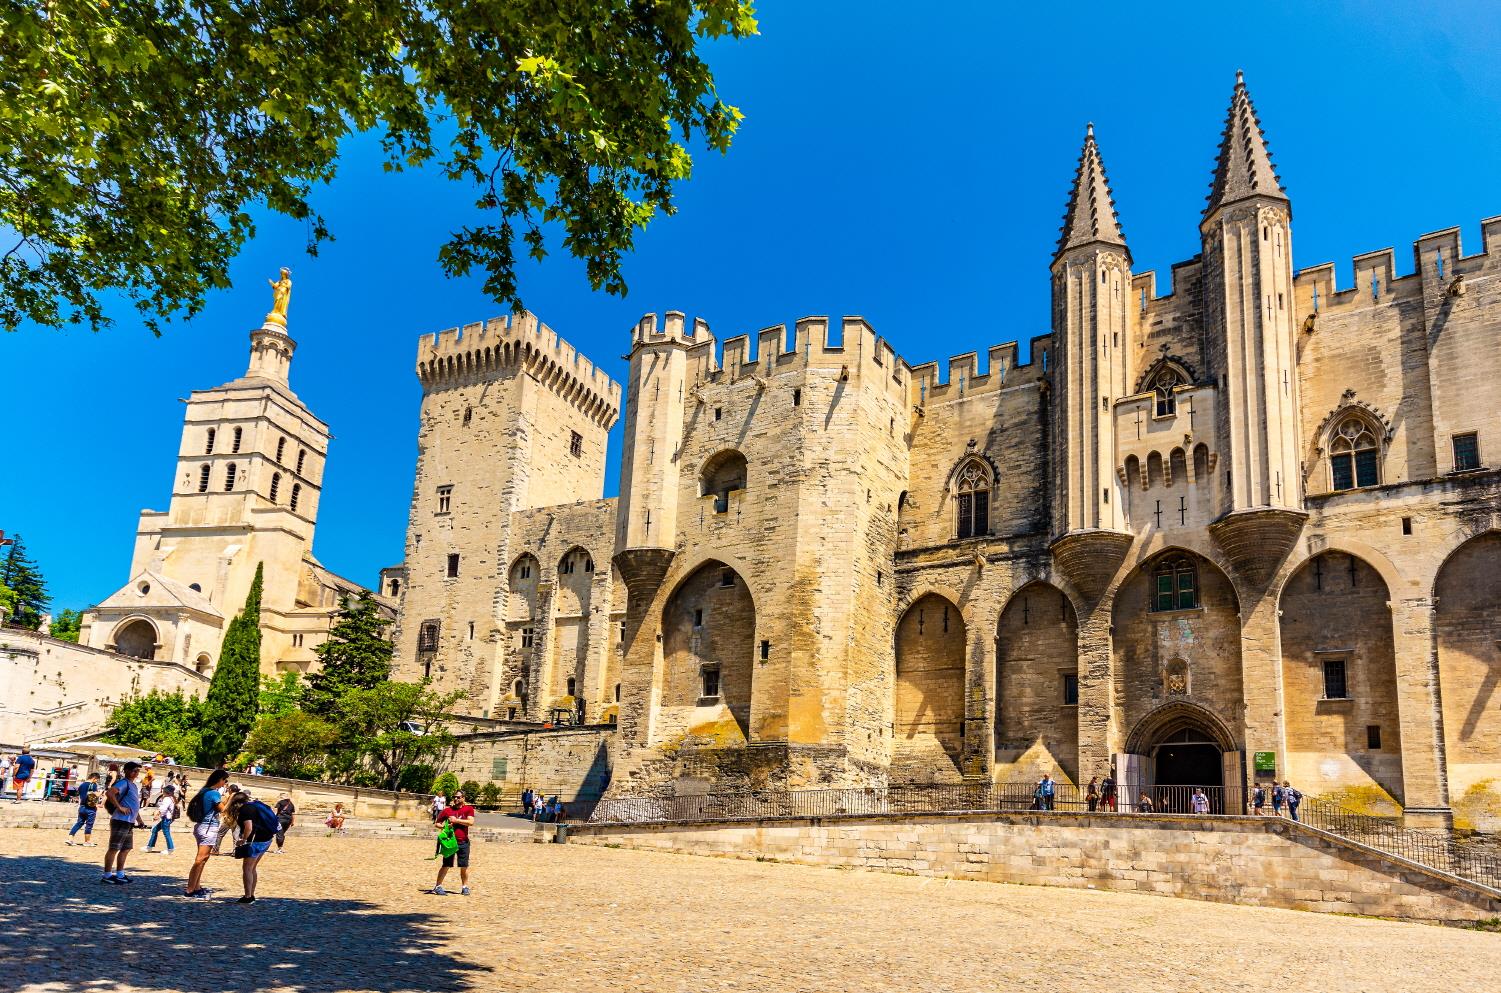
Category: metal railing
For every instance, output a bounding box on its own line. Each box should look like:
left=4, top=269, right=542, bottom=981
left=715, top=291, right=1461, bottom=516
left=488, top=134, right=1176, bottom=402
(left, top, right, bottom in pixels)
left=587, top=781, right=1501, bottom=892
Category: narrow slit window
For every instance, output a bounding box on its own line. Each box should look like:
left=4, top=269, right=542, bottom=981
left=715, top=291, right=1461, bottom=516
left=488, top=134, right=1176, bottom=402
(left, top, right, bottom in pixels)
left=269, top=472, right=281, bottom=503
left=224, top=462, right=237, bottom=491
left=232, top=427, right=243, bottom=453
left=198, top=464, right=211, bottom=493
left=290, top=483, right=301, bottom=511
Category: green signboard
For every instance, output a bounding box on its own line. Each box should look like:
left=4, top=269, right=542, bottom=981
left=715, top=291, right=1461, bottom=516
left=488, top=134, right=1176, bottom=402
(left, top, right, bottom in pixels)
left=1253, top=751, right=1277, bottom=773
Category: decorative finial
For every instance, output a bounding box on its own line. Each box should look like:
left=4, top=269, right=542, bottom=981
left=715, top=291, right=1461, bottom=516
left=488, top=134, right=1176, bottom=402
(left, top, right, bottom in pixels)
left=1086, top=121, right=1094, bottom=138
left=1235, top=68, right=1245, bottom=84
left=265, top=267, right=292, bottom=327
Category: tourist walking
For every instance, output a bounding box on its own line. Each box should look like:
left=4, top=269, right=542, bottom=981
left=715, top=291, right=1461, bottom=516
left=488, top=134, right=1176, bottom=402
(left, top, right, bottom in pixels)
left=431, top=789, right=476, bottom=896
left=101, top=761, right=143, bottom=884
left=274, top=793, right=296, bottom=853
left=1271, top=781, right=1285, bottom=817
left=144, top=784, right=179, bottom=853
left=184, top=768, right=230, bottom=899
left=431, top=791, right=447, bottom=823
left=1086, top=777, right=1100, bottom=812
left=227, top=791, right=281, bottom=903
left=521, top=788, right=533, bottom=817
left=11, top=746, right=36, bottom=801
left=1284, top=781, right=1302, bottom=822
left=1033, top=774, right=1055, bottom=811
left=1191, top=788, right=1209, bottom=814
left=66, top=772, right=102, bottom=846
left=1252, top=783, right=1265, bottom=815
left=139, top=765, right=155, bottom=806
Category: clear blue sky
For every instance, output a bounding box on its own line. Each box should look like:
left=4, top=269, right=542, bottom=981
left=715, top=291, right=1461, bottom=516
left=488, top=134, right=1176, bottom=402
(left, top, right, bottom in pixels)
left=5, top=2, right=1500, bottom=612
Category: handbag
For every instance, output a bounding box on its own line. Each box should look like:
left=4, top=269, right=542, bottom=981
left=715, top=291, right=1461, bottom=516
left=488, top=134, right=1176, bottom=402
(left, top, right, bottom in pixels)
left=233, top=842, right=250, bottom=859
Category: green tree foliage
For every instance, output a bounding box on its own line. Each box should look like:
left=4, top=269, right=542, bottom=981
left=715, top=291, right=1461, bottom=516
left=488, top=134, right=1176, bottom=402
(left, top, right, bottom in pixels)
left=243, top=709, right=338, bottom=780
left=460, top=779, right=481, bottom=800
left=333, top=681, right=463, bottom=790
left=258, top=671, right=303, bottom=715
left=1, top=1, right=757, bottom=334
left=397, top=763, right=437, bottom=794
left=301, top=593, right=393, bottom=717
left=196, top=563, right=264, bottom=766
left=432, top=771, right=460, bottom=800
left=106, top=689, right=204, bottom=762
left=477, top=782, right=501, bottom=808
left=0, top=534, right=50, bottom=629
left=49, top=608, right=83, bottom=643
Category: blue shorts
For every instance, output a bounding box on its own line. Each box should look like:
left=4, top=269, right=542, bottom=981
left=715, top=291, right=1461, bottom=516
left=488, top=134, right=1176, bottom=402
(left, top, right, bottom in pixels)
left=246, top=839, right=273, bottom=859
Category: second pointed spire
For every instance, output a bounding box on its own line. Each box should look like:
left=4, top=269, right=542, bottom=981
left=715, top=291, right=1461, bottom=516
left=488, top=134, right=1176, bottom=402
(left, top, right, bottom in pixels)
left=1055, top=123, right=1128, bottom=263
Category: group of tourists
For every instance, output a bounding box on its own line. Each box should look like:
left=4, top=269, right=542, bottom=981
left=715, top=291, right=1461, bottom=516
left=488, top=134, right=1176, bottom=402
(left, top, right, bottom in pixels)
left=66, top=761, right=300, bottom=903
left=520, top=788, right=565, bottom=822
left=1017, top=773, right=1307, bottom=818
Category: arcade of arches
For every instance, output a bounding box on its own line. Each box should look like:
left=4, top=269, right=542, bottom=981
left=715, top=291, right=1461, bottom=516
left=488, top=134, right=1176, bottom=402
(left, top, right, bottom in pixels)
left=879, top=537, right=1501, bottom=822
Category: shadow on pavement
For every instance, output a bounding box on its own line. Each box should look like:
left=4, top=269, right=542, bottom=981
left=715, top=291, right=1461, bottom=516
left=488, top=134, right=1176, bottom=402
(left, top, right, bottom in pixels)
left=0, top=853, right=487, bottom=992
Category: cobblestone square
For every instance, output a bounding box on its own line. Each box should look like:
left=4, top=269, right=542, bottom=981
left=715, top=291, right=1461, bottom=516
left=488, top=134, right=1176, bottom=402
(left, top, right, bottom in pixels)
left=2, top=828, right=1498, bottom=992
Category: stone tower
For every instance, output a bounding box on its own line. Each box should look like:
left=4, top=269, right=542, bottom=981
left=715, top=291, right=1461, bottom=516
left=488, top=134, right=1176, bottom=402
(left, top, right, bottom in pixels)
left=83, top=305, right=340, bottom=673
left=1200, top=71, right=1306, bottom=578
left=391, top=313, right=621, bottom=703
left=1051, top=124, right=1133, bottom=539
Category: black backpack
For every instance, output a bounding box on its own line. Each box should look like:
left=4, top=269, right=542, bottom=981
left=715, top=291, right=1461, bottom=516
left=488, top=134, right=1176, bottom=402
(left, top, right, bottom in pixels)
left=187, top=789, right=210, bottom=823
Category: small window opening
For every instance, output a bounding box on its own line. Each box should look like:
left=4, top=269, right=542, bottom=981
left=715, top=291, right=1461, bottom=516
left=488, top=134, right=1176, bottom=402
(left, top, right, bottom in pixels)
left=276, top=438, right=286, bottom=463
left=1151, top=557, right=1198, bottom=612
left=1062, top=673, right=1079, bottom=706
left=269, top=472, right=281, bottom=503
left=232, top=427, right=243, bottom=453
left=437, top=485, right=453, bottom=514
left=468, top=621, right=475, bottom=640
left=446, top=553, right=460, bottom=578
left=1367, top=725, right=1382, bottom=750
left=793, top=388, right=802, bottom=406
left=290, top=483, right=301, bottom=512
left=693, top=608, right=704, bottom=628
left=719, top=569, right=734, bottom=588
left=614, top=683, right=621, bottom=702
left=463, top=406, right=472, bottom=427
left=714, top=407, right=723, bottom=421
left=198, top=464, right=211, bottom=493
left=224, top=462, right=237, bottom=491
left=760, top=640, right=770, bottom=661
left=566, top=676, right=576, bottom=698
left=1453, top=432, right=1481, bottom=472
left=570, top=431, right=583, bottom=458
left=1401, top=517, right=1412, bottom=536
left=205, top=428, right=216, bottom=454
left=1322, top=658, right=1349, bottom=700
left=700, top=664, right=721, bottom=699
left=520, top=627, right=534, bottom=649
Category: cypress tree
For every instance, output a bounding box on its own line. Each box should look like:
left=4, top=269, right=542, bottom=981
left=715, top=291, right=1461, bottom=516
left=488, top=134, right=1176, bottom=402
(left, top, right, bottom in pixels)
left=0, top=534, right=50, bottom=629
left=302, top=592, right=395, bottom=717
left=196, top=563, right=264, bottom=766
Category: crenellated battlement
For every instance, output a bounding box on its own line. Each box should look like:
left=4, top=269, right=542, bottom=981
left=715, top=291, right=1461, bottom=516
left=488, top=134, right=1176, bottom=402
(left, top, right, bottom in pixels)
left=907, top=333, right=1054, bottom=407
left=1294, top=215, right=1501, bottom=316
left=633, top=312, right=908, bottom=402
left=416, top=310, right=621, bottom=428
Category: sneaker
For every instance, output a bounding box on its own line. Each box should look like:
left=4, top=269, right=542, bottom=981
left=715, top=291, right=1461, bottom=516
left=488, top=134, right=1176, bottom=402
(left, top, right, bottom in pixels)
left=461, top=887, right=470, bottom=896
left=116, top=875, right=131, bottom=884
left=236, top=896, right=256, bottom=904
left=432, top=885, right=447, bottom=895
left=100, top=875, right=117, bottom=885
left=143, top=848, right=156, bottom=854
left=65, top=840, right=75, bottom=846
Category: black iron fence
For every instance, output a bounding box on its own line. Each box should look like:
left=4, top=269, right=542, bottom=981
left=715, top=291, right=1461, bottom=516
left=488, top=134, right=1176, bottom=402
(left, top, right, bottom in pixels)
left=586, top=781, right=1501, bottom=892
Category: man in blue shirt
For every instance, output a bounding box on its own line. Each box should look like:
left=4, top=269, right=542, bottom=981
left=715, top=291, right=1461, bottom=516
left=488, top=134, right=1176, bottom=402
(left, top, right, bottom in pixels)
left=11, top=746, right=36, bottom=801
left=102, top=762, right=142, bottom=884
left=66, top=772, right=101, bottom=846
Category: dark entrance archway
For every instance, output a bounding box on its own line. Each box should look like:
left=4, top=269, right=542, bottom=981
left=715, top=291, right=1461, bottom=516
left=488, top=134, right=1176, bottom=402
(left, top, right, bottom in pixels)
left=1123, top=702, right=1242, bottom=813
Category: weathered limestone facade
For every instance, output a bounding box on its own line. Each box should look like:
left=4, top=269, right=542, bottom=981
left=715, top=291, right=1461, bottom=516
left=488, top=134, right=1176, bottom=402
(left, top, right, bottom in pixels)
left=82, top=305, right=387, bottom=676
left=392, top=73, right=1501, bottom=828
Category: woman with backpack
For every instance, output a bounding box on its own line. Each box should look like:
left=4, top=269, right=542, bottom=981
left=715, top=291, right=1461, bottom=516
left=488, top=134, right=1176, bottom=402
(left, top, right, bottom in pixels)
left=184, top=769, right=230, bottom=899
left=226, top=791, right=281, bottom=904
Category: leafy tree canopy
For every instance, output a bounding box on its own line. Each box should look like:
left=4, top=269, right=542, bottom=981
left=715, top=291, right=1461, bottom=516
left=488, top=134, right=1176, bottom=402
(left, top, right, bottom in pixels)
left=1, top=1, right=757, bottom=333
left=258, top=671, right=303, bottom=715
left=106, top=688, right=204, bottom=763
left=301, top=592, right=393, bottom=717
left=0, top=534, right=50, bottom=629
left=243, top=709, right=339, bottom=780
left=196, top=562, right=263, bottom=765
left=334, top=680, right=463, bottom=790
left=48, top=607, right=83, bottom=643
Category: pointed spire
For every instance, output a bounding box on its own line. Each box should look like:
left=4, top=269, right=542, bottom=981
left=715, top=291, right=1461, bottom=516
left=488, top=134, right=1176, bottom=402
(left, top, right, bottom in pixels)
left=1204, top=70, right=1287, bottom=219
left=1055, top=123, right=1128, bottom=262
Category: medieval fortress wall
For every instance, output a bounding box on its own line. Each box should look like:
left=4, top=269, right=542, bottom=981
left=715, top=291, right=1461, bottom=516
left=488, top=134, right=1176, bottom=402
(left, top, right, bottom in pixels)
left=385, top=74, right=1501, bottom=831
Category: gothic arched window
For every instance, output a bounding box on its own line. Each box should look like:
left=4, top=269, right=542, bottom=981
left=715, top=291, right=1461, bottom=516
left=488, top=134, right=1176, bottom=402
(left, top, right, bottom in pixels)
left=1153, top=368, right=1182, bottom=417
left=1330, top=419, right=1380, bottom=491
left=269, top=472, right=281, bottom=503
left=953, top=458, right=992, bottom=540
left=1151, top=556, right=1198, bottom=612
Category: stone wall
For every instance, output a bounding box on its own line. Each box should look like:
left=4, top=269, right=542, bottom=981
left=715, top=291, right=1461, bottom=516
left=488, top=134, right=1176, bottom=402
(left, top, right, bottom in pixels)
left=0, top=629, right=208, bottom=747
left=571, top=811, right=1501, bottom=924
left=445, top=726, right=613, bottom=805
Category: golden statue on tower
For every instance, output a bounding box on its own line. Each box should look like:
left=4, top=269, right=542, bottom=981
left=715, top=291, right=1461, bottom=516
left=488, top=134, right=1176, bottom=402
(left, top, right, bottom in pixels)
left=265, top=267, right=293, bottom=326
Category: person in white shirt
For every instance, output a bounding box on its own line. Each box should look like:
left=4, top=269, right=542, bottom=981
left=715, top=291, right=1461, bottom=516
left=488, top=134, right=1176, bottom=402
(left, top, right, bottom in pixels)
left=144, top=784, right=179, bottom=853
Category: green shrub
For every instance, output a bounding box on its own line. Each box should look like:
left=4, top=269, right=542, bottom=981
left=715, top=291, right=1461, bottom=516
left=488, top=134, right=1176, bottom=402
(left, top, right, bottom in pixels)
left=397, top=763, right=437, bottom=794
left=460, top=779, right=481, bottom=801
left=432, top=771, right=460, bottom=799
left=478, top=782, right=502, bottom=808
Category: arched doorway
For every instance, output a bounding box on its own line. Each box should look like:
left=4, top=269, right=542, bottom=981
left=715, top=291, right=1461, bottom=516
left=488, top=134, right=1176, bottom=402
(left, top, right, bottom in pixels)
left=112, top=618, right=159, bottom=661
left=1123, top=702, right=1240, bottom=813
